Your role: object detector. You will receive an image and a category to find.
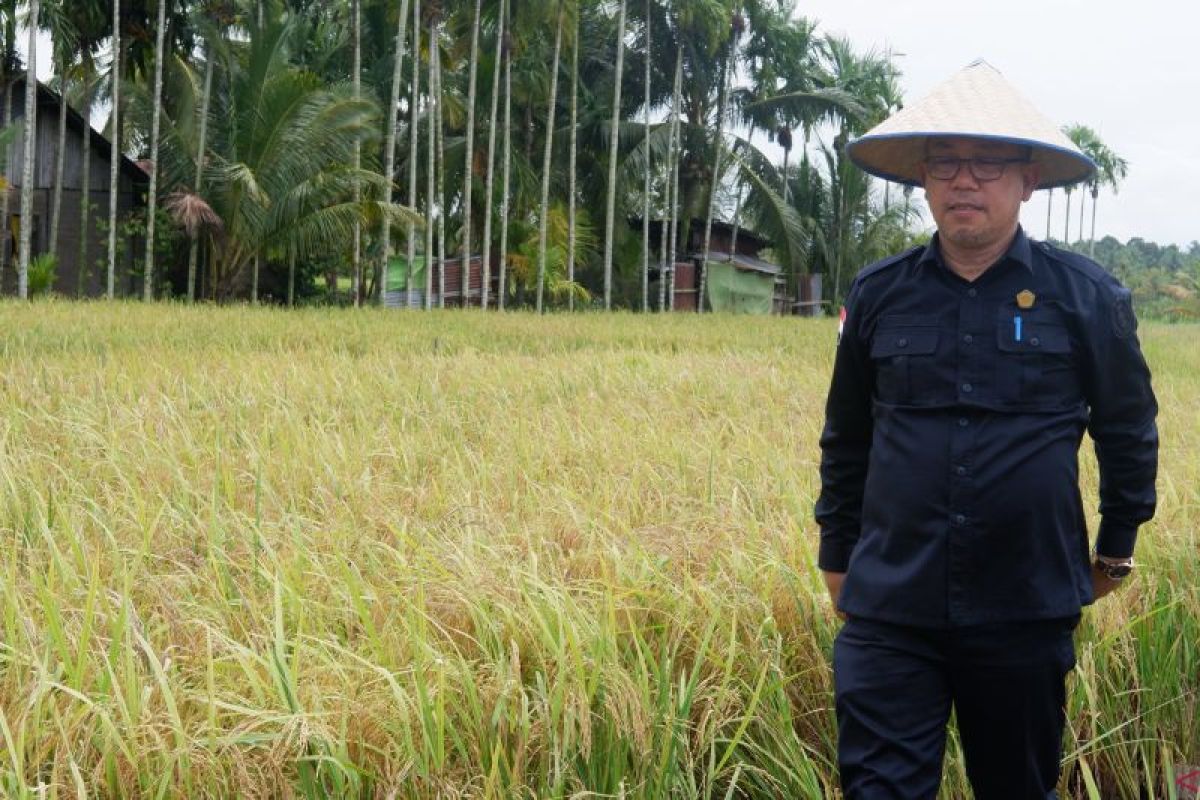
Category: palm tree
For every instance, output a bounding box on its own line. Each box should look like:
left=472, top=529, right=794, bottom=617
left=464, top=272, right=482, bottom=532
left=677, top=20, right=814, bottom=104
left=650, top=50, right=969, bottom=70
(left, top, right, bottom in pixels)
left=407, top=0, right=420, bottom=307
left=424, top=12, right=436, bottom=308
left=141, top=0, right=167, bottom=300
left=17, top=0, right=36, bottom=299
left=188, top=26, right=214, bottom=303
left=1062, top=123, right=1096, bottom=246
left=378, top=0, right=411, bottom=306
left=601, top=0, right=626, bottom=310
left=106, top=0, right=120, bottom=298
left=1087, top=139, right=1128, bottom=257
left=480, top=0, right=504, bottom=309
left=153, top=13, right=419, bottom=301
left=640, top=0, right=651, bottom=311
left=459, top=0, right=482, bottom=306
left=42, top=0, right=79, bottom=263
left=497, top=0, right=511, bottom=310
left=534, top=2, right=564, bottom=313
left=565, top=0, right=577, bottom=310
left=697, top=9, right=742, bottom=314
left=351, top=0, right=361, bottom=306
left=0, top=0, right=17, bottom=281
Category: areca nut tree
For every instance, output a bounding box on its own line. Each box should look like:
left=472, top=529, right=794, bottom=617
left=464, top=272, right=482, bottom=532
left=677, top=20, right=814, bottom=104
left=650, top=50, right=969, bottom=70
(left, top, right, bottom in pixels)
left=481, top=0, right=506, bottom=309
left=17, top=0, right=36, bottom=299
left=142, top=0, right=167, bottom=300
left=534, top=2, right=564, bottom=313
left=378, top=0, right=411, bottom=306
left=460, top=0, right=482, bottom=305
left=106, top=0, right=120, bottom=298
left=601, top=0, right=626, bottom=310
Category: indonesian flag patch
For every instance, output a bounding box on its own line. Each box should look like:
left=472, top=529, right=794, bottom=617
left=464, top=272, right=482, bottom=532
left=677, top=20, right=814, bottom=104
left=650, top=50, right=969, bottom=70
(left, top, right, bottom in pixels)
left=837, top=306, right=847, bottom=344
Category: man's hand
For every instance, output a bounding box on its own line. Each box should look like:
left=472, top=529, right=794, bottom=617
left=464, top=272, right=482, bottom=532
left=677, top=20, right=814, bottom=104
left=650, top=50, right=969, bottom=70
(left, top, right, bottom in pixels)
left=822, top=570, right=847, bottom=621
left=1091, top=562, right=1125, bottom=601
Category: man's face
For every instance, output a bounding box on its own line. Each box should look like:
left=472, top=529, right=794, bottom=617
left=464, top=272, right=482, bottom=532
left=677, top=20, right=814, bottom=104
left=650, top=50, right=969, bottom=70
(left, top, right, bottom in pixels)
left=920, top=137, right=1040, bottom=252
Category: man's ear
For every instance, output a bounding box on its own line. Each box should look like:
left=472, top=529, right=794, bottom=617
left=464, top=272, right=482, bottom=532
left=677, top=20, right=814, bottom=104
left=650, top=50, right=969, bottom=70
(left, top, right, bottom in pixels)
left=1021, top=164, right=1041, bottom=201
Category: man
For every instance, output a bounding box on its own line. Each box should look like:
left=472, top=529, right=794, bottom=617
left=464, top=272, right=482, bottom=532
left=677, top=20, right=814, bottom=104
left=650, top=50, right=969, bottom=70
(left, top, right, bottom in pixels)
left=814, top=60, right=1158, bottom=799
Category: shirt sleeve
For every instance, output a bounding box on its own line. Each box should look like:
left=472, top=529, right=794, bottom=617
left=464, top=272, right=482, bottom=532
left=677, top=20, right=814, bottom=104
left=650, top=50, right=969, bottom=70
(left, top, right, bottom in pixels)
left=1082, top=283, right=1159, bottom=559
left=814, top=281, right=875, bottom=572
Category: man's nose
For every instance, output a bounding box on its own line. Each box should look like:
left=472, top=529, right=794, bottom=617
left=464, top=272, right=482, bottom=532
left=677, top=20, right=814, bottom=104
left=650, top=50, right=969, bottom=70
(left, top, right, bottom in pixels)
left=950, top=161, right=982, bottom=188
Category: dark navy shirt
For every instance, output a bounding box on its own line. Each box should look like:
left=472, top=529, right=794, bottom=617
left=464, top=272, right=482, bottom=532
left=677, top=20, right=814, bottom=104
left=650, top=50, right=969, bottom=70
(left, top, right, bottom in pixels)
left=814, top=227, right=1158, bottom=627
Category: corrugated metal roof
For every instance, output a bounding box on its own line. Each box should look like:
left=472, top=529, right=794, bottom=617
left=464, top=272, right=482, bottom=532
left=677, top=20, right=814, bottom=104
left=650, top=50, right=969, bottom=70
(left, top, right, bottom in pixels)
left=695, top=251, right=783, bottom=276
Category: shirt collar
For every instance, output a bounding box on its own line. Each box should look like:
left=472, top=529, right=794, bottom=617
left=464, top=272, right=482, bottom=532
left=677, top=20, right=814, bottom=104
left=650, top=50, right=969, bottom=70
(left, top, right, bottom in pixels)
left=918, top=226, right=1035, bottom=275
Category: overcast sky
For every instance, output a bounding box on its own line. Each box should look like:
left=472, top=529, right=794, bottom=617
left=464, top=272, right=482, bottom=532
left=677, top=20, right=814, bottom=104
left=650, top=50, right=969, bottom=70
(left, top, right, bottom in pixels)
left=794, top=0, right=1198, bottom=248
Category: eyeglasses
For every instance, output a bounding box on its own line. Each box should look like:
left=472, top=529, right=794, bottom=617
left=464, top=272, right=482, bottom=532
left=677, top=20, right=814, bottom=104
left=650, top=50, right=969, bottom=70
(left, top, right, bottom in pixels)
left=924, top=156, right=1030, bottom=182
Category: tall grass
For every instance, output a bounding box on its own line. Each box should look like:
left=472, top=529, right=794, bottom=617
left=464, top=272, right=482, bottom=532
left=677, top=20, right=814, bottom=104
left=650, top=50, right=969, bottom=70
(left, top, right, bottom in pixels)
left=0, top=300, right=1195, bottom=798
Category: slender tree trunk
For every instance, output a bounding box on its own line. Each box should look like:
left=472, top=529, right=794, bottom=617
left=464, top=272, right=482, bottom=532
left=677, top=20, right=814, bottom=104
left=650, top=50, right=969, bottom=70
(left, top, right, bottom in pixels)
left=1063, top=190, right=1071, bottom=244
left=425, top=15, right=436, bottom=310
left=656, top=58, right=677, bottom=313
left=380, top=0, right=411, bottom=307
left=460, top=0, right=482, bottom=307
left=407, top=0, right=420, bottom=307
left=601, top=0, right=627, bottom=310
left=142, top=0, right=166, bottom=301
left=665, top=46, right=682, bottom=312
left=435, top=26, right=446, bottom=308
left=287, top=248, right=295, bottom=306
left=188, top=50, right=214, bottom=302
left=730, top=127, right=753, bottom=258
left=640, top=0, right=650, bottom=312
left=497, top=4, right=512, bottom=311
left=50, top=55, right=67, bottom=260
left=18, top=0, right=39, bottom=299
left=77, top=83, right=93, bottom=296
left=699, top=29, right=738, bottom=314
left=1079, top=186, right=1086, bottom=247
left=535, top=4, right=564, bottom=313
left=352, top=0, right=362, bottom=306
left=566, top=2, right=577, bottom=311
left=481, top=0, right=505, bottom=310
left=1089, top=189, right=1099, bottom=258
left=1045, top=188, right=1052, bottom=240
left=252, top=253, right=259, bottom=302
left=780, top=144, right=790, bottom=204
left=0, top=48, right=11, bottom=280
left=107, top=0, right=121, bottom=299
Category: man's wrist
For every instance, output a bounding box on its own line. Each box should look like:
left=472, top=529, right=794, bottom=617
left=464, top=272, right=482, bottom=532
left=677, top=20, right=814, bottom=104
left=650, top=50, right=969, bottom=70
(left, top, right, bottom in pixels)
left=1093, top=552, right=1135, bottom=581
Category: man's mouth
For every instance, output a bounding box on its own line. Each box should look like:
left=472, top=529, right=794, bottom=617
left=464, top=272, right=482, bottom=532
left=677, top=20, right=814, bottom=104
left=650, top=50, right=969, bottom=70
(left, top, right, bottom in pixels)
left=947, top=202, right=984, bottom=213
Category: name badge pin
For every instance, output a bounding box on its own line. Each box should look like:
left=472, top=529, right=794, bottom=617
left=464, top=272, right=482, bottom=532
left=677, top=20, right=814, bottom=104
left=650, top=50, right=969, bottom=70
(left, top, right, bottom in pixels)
left=1016, top=290, right=1036, bottom=309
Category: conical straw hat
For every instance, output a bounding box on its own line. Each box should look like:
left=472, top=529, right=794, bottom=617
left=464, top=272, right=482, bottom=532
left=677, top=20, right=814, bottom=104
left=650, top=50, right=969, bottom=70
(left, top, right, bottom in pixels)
left=845, top=60, right=1095, bottom=190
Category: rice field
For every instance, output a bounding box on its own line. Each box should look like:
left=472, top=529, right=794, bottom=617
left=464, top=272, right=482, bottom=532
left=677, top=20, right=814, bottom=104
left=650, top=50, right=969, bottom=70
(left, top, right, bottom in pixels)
left=0, top=300, right=1196, bottom=798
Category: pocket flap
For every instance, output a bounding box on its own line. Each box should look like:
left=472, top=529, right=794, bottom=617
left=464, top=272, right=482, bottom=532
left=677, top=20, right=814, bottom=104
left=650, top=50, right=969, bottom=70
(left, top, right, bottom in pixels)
left=997, top=320, right=1070, bottom=353
left=871, top=329, right=939, bottom=358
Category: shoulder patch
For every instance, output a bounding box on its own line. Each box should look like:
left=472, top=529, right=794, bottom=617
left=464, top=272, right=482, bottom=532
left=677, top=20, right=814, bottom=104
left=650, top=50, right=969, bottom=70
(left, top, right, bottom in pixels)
left=1111, top=289, right=1136, bottom=339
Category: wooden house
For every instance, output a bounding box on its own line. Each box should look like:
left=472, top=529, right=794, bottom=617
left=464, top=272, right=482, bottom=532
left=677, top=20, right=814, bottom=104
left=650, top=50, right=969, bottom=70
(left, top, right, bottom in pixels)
left=0, top=76, right=149, bottom=296
left=637, top=219, right=824, bottom=314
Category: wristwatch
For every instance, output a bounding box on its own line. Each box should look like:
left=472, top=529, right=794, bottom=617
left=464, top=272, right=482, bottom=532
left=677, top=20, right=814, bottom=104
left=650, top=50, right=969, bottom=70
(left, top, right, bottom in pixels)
left=1093, top=554, right=1135, bottom=581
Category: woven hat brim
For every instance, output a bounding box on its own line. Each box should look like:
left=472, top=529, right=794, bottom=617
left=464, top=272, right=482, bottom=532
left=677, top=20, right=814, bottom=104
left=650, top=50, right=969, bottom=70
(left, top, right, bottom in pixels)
left=846, top=132, right=1097, bottom=190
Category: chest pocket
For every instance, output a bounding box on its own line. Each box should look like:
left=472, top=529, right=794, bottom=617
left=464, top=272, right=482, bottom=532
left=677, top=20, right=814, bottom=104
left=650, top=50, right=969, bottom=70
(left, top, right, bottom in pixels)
left=870, top=323, right=940, bottom=404
left=994, top=305, right=1079, bottom=405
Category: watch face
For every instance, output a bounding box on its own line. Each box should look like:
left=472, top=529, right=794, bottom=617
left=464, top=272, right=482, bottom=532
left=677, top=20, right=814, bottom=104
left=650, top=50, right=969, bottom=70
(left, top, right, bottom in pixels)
left=1101, top=562, right=1134, bottom=579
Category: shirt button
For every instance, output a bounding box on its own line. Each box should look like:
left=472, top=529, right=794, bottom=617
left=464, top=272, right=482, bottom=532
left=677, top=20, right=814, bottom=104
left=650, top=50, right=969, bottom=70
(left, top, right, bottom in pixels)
left=955, top=465, right=967, bottom=476
left=1031, top=337, right=1041, bottom=347
left=967, top=288, right=978, bottom=298
left=954, top=513, right=967, bottom=525
left=961, top=382, right=973, bottom=393
left=897, top=337, right=909, bottom=348
left=958, top=417, right=969, bottom=427
left=963, top=333, right=974, bottom=344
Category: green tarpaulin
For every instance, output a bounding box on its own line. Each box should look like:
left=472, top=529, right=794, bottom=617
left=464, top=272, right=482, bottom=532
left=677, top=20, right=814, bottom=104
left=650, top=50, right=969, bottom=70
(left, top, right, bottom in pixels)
left=387, top=255, right=426, bottom=292
left=706, top=260, right=775, bottom=314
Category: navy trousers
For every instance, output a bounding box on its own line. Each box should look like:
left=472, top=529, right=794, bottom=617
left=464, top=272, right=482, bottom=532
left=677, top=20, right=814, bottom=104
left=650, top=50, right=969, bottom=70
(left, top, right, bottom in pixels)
left=832, top=615, right=1078, bottom=800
